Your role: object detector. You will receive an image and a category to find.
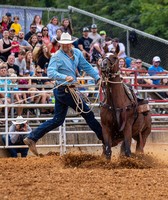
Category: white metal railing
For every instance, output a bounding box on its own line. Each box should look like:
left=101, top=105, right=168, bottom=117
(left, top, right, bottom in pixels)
left=0, top=75, right=168, bottom=155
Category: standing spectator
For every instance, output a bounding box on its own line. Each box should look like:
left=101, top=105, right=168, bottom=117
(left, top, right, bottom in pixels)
left=23, top=32, right=103, bottom=156
left=6, top=12, right=14, bottom=30
left=10, top=16, right=22, bottom=35
left=47, top=16, right=60, bottom=40
left=108, top=37, right=131, bottom=68
left=78, top=27, right=93, bottom=61
left=34, top=44, right=51, bottom=69
left=2, top=116, right=31, bottom=158
left=41, top=26, right=50, bottom=47
left=7, top=54, right=20, bottom=76
left=60, top=18, right=73, bottom=35
left=8, top=28, right=15, bottom=40
left=28, top=34, right=38, bottom=50
left=14, top=50, right=26, bottom=76
left=148, top=56, right=166, bottom=85
left=88, top=24, right=101, bottom=44
left=24, top=23, right=37, bottom=41
left=18, top=31, right=32, bottom=51
left=11, top=35, right=20, bottom=57
left=0, top=30, right=13, bottom=61
left=32, top=15, right=44, bottom=32
left=0, top=16, right=8, bottom=32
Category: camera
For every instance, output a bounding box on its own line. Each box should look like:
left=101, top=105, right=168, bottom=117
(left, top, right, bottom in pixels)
left=19, top=123, right=25, bottom=130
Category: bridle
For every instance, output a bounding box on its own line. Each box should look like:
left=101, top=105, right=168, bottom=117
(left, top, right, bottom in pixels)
left=101, top=53, right=122, bottom=84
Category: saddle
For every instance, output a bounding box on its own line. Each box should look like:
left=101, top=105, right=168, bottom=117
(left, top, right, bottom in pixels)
left=123, top=83, right=150, bottom=114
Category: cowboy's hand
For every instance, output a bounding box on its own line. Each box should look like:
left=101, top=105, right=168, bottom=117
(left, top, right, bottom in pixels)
left=66, top=76, right=74, bottom=82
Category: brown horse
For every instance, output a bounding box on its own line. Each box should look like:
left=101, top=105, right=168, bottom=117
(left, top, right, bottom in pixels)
left=100, top=53, right=151, bottom=160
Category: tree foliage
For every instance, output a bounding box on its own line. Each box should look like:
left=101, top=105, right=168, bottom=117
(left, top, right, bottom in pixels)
left=1, top=0, right=168, bottom=39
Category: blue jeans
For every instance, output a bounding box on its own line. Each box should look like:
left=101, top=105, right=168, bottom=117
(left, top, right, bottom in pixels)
left=2, top=135, right=28, bottom=158
left=28, top=87, right=103, bottom=142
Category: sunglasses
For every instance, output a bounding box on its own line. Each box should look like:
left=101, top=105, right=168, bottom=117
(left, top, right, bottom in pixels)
left=136, top=62, right=142, bottom=64
left=43, top=29, right=48, bottom=31
left=37, top=35, right=42, bottom=37
left=37, top=71, right=42, bottom=74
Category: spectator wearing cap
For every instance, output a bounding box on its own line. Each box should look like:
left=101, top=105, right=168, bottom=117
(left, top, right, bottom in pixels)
left=18, top=31, right=32, bottom=51
left=47, top=16, right=60, bottom=40
left=24, top=23, right=37, bottom=41
left=148, top=56, right=166, bottom=85
left=10, top=16, right=22, bottom=35
left=88, top=24, right=101, bottom=44
left=6, top=12, right=14, bottom=30
left=9, top=28, right=15, bottom=40
left=2, top=116, right=31, bottom=158
left=78, top=27, right=93, bottom=60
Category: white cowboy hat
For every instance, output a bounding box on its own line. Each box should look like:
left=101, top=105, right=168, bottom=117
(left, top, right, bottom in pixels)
left=57, top=32, right=77, bottom=44
left=12, top=116, right=27, bottom=125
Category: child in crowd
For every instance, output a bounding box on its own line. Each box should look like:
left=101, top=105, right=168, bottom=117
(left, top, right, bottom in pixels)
left=10, top=16, right=22, bottom=35
left=11, top=35, right=20, bottom=57
left=0, top=16, right=8, bottom=32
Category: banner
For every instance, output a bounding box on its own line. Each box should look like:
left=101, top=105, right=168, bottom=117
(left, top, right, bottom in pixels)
left=0, top=8, right=42, bottom=33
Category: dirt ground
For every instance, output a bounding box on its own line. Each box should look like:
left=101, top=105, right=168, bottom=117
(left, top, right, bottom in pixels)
left=0, top=144, right=168, bottom=200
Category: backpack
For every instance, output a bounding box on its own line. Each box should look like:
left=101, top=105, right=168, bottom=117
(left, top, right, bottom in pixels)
left=129, top=30, right=138, bottom=46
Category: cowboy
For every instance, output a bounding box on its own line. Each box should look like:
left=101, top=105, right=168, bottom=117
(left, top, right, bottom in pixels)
left=24, top=32, right=103, bottom=156
left=2, top=116, right=32, bottom=157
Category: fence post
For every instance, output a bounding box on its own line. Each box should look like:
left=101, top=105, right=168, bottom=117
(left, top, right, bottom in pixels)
left=126, top=30, right=130, bottom=57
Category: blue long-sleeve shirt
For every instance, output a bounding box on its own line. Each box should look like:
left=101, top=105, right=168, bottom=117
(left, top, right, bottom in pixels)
left=47, top=48, right=100, bottom=85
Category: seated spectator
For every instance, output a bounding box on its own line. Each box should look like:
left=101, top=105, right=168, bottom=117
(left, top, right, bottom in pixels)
left=10, top=16, right=22, bottom=35
left=60, top=18, right=73, bottom=35
left=0, top=30, right=13, bottom=62
left=108, top=37, right=131, bottom=68
left=24, top=23, right=37, bottom=41
left=32, top=15, right=44, bottom=32
left=7, top=54, right=20, bottom=76
left=88, top=24, right=101, bottom=44
left=0, top=25, right=3, bottom=39
left=48, top=36, right=60, bottom=54
left=18, top=31, right=33, bottom=51
left=0, top=16, right=8, bottom=32
left=8, top=28, right=15, bottom=40
left=7, top=68, right=15, bottom=76
left=11, top=35, right=20, bottom=57
left=30, top=66, right=51, bottom=114
left=14, top=50, right=26, bottom=76
left=47, top=16, right=60, bottom=40
left=34, top=44, right=51, bottom=69
left=138, top=67, right=153, bottom=88
left=25, top=51, right=35, bottom=76
left=119, top=58, right=131, bottom=84
left=18, top=70, right=32, bottom=104
left=6, top=12, right=13, bottom=30
left=41, top=26, right=51, bottom=47
left=148, top=56, right=166, bottom=85
left=78, top=27, right=93, bottom=61
left=28, top=34, right=38, bottom=50
left=2, top=116, right=31, bottom=158
left=90, top=38, right=105, bottom=63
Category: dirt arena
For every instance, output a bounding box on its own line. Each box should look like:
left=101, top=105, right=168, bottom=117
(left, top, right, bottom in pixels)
left=0, top=144, right=168, bottom=200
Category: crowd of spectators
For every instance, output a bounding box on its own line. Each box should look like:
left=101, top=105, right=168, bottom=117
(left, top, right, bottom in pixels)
left=0, top=12, right=168, bottom=119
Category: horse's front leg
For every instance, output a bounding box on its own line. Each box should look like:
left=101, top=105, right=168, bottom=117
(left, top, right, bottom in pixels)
left=122, top=124, right=132, bottom=157
left=102, top=126, right=112, bottom=160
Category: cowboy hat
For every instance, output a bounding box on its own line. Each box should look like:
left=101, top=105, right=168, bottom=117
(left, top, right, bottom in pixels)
left=12, top=116, right=27, bottom=125
left=57, top=32, right=77, bottom=44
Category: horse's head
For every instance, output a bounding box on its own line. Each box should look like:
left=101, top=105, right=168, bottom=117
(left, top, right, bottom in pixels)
left=100, top=53, right=119, bottom=79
